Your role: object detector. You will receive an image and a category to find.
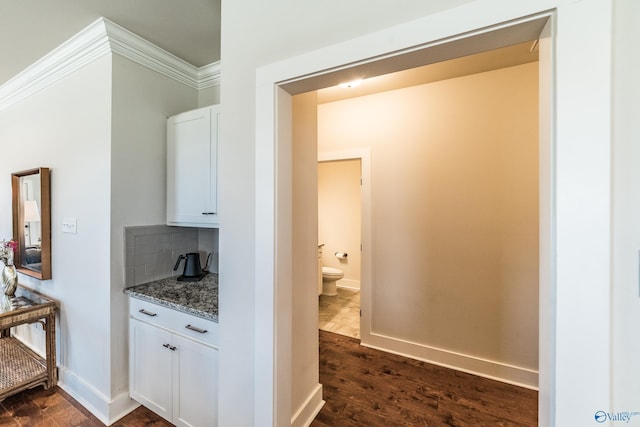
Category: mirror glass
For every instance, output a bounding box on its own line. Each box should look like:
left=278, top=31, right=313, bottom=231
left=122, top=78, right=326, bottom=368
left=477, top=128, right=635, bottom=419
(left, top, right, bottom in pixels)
left=12, top=168, right=51, bottom=280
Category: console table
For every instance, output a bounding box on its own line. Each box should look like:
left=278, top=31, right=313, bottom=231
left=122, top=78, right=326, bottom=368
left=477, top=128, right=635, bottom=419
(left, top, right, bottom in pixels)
left=0, top=285, right=57, bottom=401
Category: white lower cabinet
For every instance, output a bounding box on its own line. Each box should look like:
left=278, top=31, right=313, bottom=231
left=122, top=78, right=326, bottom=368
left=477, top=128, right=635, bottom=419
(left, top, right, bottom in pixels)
left=130, top=319, right=174, bottom=420
left=173, top=334, right=218, bottom=427
left=129, top=299, right=218, bottom=427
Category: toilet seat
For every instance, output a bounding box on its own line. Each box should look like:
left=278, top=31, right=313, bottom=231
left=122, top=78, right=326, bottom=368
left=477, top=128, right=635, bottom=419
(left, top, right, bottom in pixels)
left=322, top=266, right=343, bottom=277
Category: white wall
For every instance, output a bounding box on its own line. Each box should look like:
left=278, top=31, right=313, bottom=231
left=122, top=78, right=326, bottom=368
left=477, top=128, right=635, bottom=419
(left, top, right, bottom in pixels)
left=221, top=3, right=485, bottom=424
left=318, top=62, right=539, bottom=381
left=224, top=0, right=617, bottom=425
left=612, top=0, right=640, bottom=415
left=0, top=50, right=203, bottom=423
left=551, top=2, right=612, bottom=424
left=110, top=55, right=198, bottom=417
left=0, top=55, right=114, bottom=410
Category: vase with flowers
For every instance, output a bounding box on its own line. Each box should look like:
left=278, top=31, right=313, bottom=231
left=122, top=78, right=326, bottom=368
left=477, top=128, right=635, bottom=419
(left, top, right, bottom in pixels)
left=0, top=239, right=18, bottom=297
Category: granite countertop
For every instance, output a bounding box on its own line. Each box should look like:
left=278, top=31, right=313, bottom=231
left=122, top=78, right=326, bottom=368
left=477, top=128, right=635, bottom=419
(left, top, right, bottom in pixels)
left=124, top=273, right=218, bottom=322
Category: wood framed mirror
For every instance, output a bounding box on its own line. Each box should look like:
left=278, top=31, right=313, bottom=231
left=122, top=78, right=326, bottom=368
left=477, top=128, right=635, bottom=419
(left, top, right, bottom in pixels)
left=12, top=168, right=51, bottom=280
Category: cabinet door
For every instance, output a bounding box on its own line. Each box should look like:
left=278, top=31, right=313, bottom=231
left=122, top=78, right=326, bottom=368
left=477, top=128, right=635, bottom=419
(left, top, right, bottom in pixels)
left=167, top=105, right=218, bottom=226
left=129, top=319, right=174, bottom=421
left=173, top=335, right=218, bottom=427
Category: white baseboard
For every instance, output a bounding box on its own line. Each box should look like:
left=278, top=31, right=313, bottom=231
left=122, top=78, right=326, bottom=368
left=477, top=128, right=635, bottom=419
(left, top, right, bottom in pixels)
left=361, top=331, right=538, bottom=390
left=107, top=392, right=140, bottom=425
left=58, top=366, right=139, bottom=425
left=290, top=383, right=324, bottom=427
left=337, top=279, right=360, bottom=291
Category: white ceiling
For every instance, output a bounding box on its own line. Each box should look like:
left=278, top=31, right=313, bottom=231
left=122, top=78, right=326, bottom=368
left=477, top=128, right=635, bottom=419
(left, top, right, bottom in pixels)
left=0, top=0, right=221, bottom=87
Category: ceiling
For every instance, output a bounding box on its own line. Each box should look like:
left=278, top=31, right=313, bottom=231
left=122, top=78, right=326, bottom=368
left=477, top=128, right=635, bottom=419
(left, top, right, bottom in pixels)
left=317, top=41, right=539, bottom=104
left=1, top=2, right=537, bottom=103
left=0, top=0, right=221, bottom=87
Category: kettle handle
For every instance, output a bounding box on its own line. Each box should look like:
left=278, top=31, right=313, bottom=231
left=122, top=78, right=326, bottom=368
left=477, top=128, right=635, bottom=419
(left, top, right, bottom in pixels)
left=173, top=254, right=186, bottom=271
left=203, top=253, right=212, bottom=272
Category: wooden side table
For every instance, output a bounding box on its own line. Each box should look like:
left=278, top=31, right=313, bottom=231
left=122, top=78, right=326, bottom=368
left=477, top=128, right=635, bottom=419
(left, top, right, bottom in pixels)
left=0, top=285, right=57, bottom=402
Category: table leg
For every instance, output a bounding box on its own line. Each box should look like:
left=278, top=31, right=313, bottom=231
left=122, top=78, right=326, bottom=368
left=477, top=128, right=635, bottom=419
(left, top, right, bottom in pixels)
left=44, top=313, right=57, bottom=388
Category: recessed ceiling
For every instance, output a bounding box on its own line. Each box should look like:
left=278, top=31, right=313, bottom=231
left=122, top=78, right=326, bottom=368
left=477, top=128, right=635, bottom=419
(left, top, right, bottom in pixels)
left=282, top=15, right=546, bottom=101
left=317, top=41, right=539, bottom=104
left=0, top=0, right=220, bottom=88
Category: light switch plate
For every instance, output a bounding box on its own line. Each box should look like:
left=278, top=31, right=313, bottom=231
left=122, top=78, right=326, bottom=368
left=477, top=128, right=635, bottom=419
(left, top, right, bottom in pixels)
left=62, top=217, right=77, bottom=234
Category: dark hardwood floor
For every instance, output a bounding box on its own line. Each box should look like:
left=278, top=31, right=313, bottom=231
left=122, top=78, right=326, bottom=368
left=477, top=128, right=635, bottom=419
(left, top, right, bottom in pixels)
left=0, top=331, right=537, bottom=426
left=312, top=330, right=538, bottom=426
left=0, top=385, right=172, bottom=426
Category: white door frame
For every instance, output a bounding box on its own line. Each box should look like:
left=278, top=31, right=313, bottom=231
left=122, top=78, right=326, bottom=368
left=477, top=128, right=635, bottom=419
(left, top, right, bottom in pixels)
left=318, top=149, right=372, bottom=340
left=256, top=13, right=554, bottom=426
left=254, top=4, right=612, bottom=425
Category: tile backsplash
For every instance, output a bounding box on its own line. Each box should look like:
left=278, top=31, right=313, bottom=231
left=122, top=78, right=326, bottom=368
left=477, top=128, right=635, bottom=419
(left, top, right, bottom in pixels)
left=125, top=225, right=218, bottom=287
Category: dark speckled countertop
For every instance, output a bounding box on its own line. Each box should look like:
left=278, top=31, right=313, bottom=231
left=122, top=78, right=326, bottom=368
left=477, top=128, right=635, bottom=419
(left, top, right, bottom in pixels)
left=125, top=273, right=218, bottom=322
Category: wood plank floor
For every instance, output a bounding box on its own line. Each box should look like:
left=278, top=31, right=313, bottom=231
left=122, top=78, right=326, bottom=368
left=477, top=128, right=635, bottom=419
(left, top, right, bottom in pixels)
left=1, top=331, right=537, bottom=426
left=0, top=385, right=172, bottom=426
left=312, top=330, right=538, bottom=426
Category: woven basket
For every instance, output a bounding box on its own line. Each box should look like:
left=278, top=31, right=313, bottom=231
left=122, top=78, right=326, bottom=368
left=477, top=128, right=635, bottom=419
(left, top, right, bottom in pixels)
left=0, top=338, right=46, bottom=390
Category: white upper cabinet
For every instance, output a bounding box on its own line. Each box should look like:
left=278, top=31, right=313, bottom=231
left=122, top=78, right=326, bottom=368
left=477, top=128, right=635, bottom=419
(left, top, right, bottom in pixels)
left=167, top=104, right=219, bottom=227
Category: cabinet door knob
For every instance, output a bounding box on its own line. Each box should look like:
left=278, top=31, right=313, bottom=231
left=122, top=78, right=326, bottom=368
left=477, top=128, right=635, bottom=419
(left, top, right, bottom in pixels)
left=186, top=324, right=208, bottom=334
left=163, top=343, right=176, bottom=351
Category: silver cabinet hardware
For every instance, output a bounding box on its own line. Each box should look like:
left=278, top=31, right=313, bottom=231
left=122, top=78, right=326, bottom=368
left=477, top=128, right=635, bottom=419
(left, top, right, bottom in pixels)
left=139, top=309, right=157, bottom=317
left=185, top=324, right=208, bottom=334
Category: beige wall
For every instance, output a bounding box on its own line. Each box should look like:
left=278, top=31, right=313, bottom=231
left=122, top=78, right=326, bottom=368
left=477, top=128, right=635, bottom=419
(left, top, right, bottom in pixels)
left=318, top=159, right=361, bottom=287
left=318, top=62, right=539, bottom=375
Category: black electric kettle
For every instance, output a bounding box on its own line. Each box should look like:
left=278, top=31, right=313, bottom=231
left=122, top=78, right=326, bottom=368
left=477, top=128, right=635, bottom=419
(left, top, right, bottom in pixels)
left=173, top=252, right=208, bottom=282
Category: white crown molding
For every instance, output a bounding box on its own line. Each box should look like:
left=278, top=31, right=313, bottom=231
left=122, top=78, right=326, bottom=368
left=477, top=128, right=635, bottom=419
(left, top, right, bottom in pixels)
left=0, top=18, right=111, bottom=111
left=103, top=18, right=200, bottom=88
left=0, top=17, right=221, bottom=112
left=198, top=61, right=221, bottom=90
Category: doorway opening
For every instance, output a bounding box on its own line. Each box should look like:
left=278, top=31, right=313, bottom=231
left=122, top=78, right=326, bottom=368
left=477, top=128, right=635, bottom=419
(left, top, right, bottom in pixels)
left=318, top=157, right=363, bottom=339
left=310, top=42, right=540, bottom=380
left=255, top=12, right=554, bottom=426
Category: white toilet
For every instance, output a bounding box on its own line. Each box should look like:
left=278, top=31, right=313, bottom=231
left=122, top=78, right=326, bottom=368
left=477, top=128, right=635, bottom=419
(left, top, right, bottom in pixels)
left=321, top=266, right=344, bottom=296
